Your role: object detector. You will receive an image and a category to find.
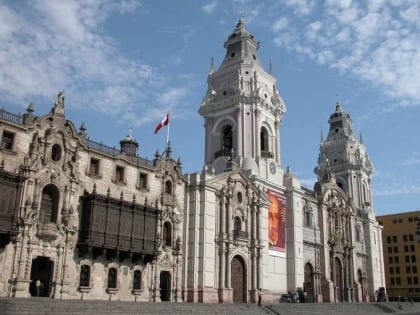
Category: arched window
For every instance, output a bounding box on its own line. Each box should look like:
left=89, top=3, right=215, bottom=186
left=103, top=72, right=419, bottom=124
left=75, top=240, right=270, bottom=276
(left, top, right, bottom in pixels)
left=133, top=270, right=142, bottom=290
left=51, top=144, right=62, bottom=161
left=40, top=184, right=59, bottom=223
left=234, top=216, right=241, bottom=232
left=165, top=180, right=172, bottom=195
left=163, top=222, right=172, bottom=247
left=79, top=265, right=90, bottom=287
left=260, top=127, right=269, bottom=152
left=108, top=267, right=117, bottom=289
left=356, top=225, right=361, bottom=242
left=222, top=126, right=233, bottom=151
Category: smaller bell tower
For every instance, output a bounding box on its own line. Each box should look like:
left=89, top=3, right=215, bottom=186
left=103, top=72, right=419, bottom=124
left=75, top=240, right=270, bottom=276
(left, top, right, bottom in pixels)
left=199, top=19, right=286, bottom=182
left=315, top=101, right=375, bottom=211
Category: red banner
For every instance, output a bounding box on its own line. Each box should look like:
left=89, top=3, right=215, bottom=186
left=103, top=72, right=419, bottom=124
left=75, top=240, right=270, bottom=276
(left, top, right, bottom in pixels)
left=267, top=189, right=286, bottom=255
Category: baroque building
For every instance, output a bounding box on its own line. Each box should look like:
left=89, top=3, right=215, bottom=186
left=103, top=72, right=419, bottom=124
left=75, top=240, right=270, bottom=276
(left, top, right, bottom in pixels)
left=0, top=19, right=385, bottom=303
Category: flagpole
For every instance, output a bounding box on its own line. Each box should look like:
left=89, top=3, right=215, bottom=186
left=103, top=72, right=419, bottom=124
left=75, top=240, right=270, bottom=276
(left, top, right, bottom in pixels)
left=166, top=112, right=170, bottom=148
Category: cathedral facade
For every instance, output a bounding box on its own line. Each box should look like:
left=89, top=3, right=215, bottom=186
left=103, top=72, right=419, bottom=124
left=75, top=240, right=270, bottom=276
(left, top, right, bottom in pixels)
left=0, top=20, right=385, bottom=304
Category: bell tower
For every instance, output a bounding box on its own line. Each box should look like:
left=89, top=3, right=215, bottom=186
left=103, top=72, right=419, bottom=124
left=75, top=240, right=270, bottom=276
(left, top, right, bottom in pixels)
left=199, top=19, right=286, bottom=181
left=315, top=101, right=375, bottom=211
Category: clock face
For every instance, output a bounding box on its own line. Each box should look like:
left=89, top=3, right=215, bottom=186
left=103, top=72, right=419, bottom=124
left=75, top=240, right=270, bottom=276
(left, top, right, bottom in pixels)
left=270, top=162, right=276, bottom=174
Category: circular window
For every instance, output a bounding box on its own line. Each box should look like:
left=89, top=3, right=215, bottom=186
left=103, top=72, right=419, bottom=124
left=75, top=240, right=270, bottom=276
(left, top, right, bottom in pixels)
left=230, top=52, right=236, bottom=58
left=335, top=128, right=339, bottom=133
left=245, top=71, right=249, bottom=75
left=51, top=144, right=62, bottom=161
left=237, top=192, right=243, bottom=203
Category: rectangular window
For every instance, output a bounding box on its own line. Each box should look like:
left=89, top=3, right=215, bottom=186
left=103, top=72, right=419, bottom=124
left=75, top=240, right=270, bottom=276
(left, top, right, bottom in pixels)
left=395, top=266, right=400, bottom=274
left=398, top=218, right=402, bottom=223
left=411, top=255, right=416, bottom=263
left=403, top=235, right=408, bottom=242
left=407, top=266, right=411, bottom=274
left=139, top=173, right=148, bottom=190
left=410, top=245, right=415, bottom=252
left=1, top=130, right=14, bottom=150
left=405, top=256, right=410, bottom=263
left=390, top=278, right=395, bottom=285
left=404, top=245, right=409, bottom=252
left=389, top=267, right=394, bottom=274
left=414, top=277, right=419, bottom=284
left=387, top=236, right=392, bottom=243
left=115, top=166, right=124, bottom=182
left=395, top=256, right=399, bottom=264
left=408, top=277, right=412, bottom=285
left=413, top=266, right=417, bottom=273
left=393, top=246, right=398, bottom=253
left=89, top=158, right=100, bottom=175
left=387, top=247, right=392, bottom=254
left=393, top=235, right=397, bottom=243
left=409, top=234, right=414, bottom=241
left=396, top=278, right=401, bottom=285
left=388, top=257, right=393, bottom=264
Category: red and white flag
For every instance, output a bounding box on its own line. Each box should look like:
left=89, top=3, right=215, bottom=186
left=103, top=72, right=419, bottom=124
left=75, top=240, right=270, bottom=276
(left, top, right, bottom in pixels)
left=154, top=113, right=170, bottom=134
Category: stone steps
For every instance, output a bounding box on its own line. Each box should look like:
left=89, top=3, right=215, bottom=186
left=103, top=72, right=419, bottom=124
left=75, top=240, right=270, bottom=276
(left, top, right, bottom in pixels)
left=0, top=298, right=419, bottom=315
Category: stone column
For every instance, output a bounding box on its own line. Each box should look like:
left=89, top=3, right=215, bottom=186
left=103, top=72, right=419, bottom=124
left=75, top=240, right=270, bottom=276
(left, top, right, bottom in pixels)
left=254, top=109, right=260, bottom=159
left=274, top=120, right=280, bottom=164
left=236, top=107, right=243, bottom=160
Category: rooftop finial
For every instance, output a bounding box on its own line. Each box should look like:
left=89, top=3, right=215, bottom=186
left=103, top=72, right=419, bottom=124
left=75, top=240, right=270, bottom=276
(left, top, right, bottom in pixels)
left=209, top=56, right=214, bottom=74
left=269, top=59, right=273, bottom=75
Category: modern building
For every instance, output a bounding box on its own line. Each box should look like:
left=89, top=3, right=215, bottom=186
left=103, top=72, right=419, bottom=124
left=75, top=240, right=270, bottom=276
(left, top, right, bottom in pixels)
left=0, top=19, right=385, bottom=304
left=376, top=211, right=420, bottom=301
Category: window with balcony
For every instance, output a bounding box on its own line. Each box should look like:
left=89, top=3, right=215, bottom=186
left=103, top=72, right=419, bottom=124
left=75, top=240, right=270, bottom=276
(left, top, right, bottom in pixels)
left=40, top=184, right=59, bottom=223
left=163, top=221, right=172, bottom=247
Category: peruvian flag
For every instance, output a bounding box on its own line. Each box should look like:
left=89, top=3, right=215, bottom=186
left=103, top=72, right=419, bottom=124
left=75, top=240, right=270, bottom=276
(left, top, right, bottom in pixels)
left=154, top=113, right=170, bottom=134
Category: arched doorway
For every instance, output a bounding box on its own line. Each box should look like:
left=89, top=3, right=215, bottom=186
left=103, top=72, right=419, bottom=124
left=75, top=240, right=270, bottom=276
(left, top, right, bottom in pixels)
left=159, top=271, right=171, bottom=302
left=30, top=256, right=54, bottom=297
left=304, top=263, right=314, bottom=303
left=231, top=256, right=246, bottom=303
left=334, top=257, right=343, bottom=302
left=358, top=269, right=365, bottom=302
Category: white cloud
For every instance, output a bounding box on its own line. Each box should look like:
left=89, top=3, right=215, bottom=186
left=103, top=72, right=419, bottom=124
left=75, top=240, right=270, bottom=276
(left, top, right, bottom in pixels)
left=0, top=0, right=192, bottom=127
left=271, top=1, right=420, bottom=107
left=202, top=1, right=218, bottom=15
left=401, top=156, right=420, bottom=166
left=285, top=0, right=316, bottom=16
left=373, top=184, right=420, bottom=196
left=272, top=17, right=288, bottom=32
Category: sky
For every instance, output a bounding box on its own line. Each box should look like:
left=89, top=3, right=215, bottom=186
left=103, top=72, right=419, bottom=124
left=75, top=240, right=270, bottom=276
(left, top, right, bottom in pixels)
left=0, top=0, right=419, bottom=215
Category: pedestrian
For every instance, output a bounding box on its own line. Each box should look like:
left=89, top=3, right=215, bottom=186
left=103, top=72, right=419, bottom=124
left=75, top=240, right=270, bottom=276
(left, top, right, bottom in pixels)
left=35, top=280, right=41, bottom=297
left=258, top=288, right=263, bottom=307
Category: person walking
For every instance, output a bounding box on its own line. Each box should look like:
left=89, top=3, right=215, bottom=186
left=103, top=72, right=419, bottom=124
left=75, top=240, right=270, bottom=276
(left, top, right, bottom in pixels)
left=35, top=280, right=41, bottom=297
left=258, top=288, right=263, bottom=307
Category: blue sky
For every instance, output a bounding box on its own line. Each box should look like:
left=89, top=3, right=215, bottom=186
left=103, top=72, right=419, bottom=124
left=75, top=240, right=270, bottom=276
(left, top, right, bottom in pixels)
left=0, top=0, right=419, bottom=215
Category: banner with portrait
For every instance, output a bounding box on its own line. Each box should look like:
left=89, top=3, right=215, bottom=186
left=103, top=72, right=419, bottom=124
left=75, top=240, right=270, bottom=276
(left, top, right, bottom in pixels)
left=267, top=189, right=286, bottom=257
